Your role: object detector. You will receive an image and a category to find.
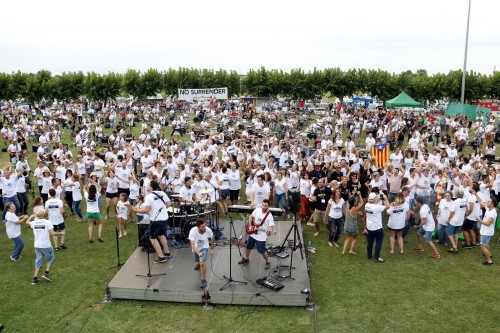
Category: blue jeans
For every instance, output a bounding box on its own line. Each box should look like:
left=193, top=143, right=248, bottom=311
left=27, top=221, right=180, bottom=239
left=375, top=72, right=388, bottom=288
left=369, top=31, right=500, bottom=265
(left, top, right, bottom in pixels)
left=12, top=235, right=24, bottom=259
left=437, top=224, right=448, bottom=244
left=2, top=195, right=20, bottom=220
left=72, top=200, right=83, bottom=218
left=367, top=228, right=384, bottom=259
left=274, top=193, right=289, bottom=214
left=328, top=216, right=344, bottom=243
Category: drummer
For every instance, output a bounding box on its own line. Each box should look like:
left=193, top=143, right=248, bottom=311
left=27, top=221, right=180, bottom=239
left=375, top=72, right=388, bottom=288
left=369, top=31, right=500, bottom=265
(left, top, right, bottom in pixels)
left=179, top=176, right=197, bottom=205
left=203, top=172, right=227, bottom=215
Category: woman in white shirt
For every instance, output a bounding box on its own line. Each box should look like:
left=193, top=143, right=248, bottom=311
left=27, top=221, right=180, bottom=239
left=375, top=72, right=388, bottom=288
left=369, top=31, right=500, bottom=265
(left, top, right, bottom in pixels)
left=437, top=191, right=454, bottom=245
left=84, top=179, right=103, bottom=242
left=273, top=171, right=289, bottom=218
left=71, top=173, right=84, bottom=222
left=298, top=172, right=312, bottom=223
left=387, top=193, right=410, bottom=254
left=104, top=170, right=119, bottom=219
left=324, top=188, right=346, bottom=247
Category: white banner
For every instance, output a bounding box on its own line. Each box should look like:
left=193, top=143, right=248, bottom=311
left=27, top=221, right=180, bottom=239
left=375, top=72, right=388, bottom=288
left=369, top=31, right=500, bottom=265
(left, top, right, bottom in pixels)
left=177, top=87, right=228, bottom=100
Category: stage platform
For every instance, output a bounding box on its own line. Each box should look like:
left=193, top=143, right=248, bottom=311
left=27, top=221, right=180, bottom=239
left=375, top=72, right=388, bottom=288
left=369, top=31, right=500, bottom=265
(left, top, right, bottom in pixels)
left=108, top=219, right=311, bottom=306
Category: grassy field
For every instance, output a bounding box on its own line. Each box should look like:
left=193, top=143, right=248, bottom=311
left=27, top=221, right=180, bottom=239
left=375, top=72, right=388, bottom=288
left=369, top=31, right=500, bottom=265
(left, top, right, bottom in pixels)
left=0, top=112, right=499, bottom=333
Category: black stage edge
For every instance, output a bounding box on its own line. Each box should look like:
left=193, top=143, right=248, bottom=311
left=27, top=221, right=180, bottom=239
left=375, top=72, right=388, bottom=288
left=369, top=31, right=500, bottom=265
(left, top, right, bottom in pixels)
left=108, top=219, right=311, bottom=306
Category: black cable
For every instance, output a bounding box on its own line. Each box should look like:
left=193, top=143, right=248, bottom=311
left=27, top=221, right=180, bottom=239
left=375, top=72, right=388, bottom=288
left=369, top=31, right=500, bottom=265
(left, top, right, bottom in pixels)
left=230, top=295, right=257, bottom=333
left=78, top=304, right=95, bottom=333
left=53, top=284, right=99, bottom=325
left=305, top=251, right=319, bottom=333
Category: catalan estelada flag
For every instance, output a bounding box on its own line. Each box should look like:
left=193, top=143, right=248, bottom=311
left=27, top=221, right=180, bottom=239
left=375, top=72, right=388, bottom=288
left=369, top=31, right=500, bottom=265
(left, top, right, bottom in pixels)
left=371, top=143, right=389, bottom=168
left=435, top=172, right=451, bottom=205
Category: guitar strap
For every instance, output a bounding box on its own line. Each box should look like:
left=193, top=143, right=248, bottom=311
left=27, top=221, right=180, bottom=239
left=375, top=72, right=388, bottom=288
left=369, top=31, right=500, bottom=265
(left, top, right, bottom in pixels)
left=254, top=210, right=271, bottom=228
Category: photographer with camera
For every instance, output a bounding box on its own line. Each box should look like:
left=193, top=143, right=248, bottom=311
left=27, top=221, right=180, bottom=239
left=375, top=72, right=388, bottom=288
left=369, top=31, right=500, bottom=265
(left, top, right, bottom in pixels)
left=365, top=192, right=390, bottom=263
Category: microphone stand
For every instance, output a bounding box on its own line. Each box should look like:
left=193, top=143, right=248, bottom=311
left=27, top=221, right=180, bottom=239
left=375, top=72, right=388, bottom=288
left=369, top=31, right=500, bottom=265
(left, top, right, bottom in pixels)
left=136, top=217, right=166, bottom=287
left=107, top=226, right=122, bottom=270
left=220, top=216, right=247, bottom=291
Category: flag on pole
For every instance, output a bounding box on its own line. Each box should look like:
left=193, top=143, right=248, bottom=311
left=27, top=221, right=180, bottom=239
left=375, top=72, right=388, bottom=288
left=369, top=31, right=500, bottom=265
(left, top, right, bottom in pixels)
left=435, top=172, right=451, bottom=205
left=371, top=143, right=389, bottom=168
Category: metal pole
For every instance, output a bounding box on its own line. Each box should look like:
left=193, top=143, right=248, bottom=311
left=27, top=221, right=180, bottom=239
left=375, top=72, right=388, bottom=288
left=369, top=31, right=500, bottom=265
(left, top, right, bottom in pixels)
left=461, top=0, right=472, bottom=104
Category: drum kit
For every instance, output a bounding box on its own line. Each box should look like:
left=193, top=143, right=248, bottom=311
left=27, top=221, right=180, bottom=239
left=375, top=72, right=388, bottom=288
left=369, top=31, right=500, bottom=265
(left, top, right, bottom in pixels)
left=165, top=188, right=221, bottom=246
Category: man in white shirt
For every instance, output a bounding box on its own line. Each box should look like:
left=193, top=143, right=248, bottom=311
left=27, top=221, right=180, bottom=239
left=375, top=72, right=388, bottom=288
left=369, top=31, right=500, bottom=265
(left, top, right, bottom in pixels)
left=132, top=180, right=172, bottom=263
left=476, top=197, right=497, bottom=265
left=365, top=133, right=376, bottom=152
left=238, top=199, right=275, bottom=269
left=415, top=197, right=440, bottom=258
left=250, top=175, right=270, bottom=208
left=389, top=148, right=403, bottom=168
left=188, top=219, right=214, bottom=288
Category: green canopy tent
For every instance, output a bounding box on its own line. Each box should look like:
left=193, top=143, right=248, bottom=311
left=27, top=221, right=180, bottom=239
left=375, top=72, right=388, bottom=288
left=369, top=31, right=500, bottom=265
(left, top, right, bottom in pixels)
left=385, top=91, right=425, bottom=108
left=445, top=103, right=492, bottom=124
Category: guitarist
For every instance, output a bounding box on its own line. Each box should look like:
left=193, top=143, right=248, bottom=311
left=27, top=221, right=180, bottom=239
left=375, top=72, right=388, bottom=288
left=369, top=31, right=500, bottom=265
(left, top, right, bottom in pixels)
left=238, top=199, right=275, bottom=270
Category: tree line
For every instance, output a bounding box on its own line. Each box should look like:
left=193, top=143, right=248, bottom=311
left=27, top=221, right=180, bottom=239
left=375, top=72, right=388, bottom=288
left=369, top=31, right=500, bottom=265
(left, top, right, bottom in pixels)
left=0, top=67, right=499, bottom=104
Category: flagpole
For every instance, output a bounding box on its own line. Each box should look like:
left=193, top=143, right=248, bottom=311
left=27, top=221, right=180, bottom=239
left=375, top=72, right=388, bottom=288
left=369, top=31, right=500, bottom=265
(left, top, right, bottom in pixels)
left=461, top=0, right=472, bottom=105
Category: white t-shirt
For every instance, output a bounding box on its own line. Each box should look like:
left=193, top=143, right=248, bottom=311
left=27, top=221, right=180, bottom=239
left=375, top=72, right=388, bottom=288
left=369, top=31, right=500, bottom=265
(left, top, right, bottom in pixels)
left=466, top=193, right=482, bottom=221
left=251, top=183, right=270, bottom=207
left=116, top=200, right=129, bottom=219
left=72, top=180, right=83, bottom=201
left=228, top=169, right=241, bottom=190
left=45, top=198, right=64, bottom=225
left=5, top=211, right=21, bottom=239
left=450, top=198, right=467, bottom=226
left=365, top=203, right=386, bottom=230
left=250, top=207, right=275, bottom=242
left=144, top=191, right=170, bottom=221
left=188, top=226, right=213, bottom=251
left=129, top=182, right=140, bottom=200
left=387, top=203, right=409, bottom=230
left=30, top=218, right=53, bottom=248
left=328, top=198, right=345, bottom=219
left=419, top=204, right=435, bottom=232
left=84, top=191, right=101, bottom=213
left=274, top=178, right=287, bottom=196
left=437, top=200, right=454, bottom=225
left=480, top=208, right=498, bottom=236
left=390, top=153, right=403, bottom=168
left=106, top=177, right=119, bottom=194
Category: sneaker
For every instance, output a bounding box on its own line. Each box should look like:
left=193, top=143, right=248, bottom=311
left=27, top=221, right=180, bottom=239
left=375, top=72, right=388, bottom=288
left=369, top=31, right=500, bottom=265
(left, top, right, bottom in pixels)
left=118, top=233, right=122, bottom=238
left=313, top=232, right=320, bottom=237
left=42, top=273, right=52, bottom=282
left=238, top=258, right=249, bottom=265
left=414, top=246, right=424, bottom=252
left=463, top=244, right=472, bottom=249
left=306, top=222, right=315, bottom=227
left=163, top=253, right=172, bottom=259
left=447, top=248, right=458, bottom=254
left=286, top=214, right=291, bottom=219
left=10, top=255, right=20, bottom=262
left=265, top=261, right=271, bottom=269
left=307, top=248, right=316, bottom=254
left=89, top=239, right=94, bottom=243
left=153, top=257, right=167, bottom=264
left=98, top=238, right=104, bottom=243
left=32, top=277, right=39, bottom=286
left=123, top=231, right=127, bottom=236
left=60, top=244, right=67, bottom=249
left=431, top=253, right=441, bottom=259
left=194, top=263, right=200, bottom=270
left=200, top=279, right=207, bottom=288
left=375, top=258, right=385, bottom=263
left=482, top=261, right=493, bottom=266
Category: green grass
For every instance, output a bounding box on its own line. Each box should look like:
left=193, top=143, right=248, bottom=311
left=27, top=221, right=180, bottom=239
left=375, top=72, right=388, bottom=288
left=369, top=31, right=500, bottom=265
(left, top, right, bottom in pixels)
left=0, top=113, right=498, bottom=333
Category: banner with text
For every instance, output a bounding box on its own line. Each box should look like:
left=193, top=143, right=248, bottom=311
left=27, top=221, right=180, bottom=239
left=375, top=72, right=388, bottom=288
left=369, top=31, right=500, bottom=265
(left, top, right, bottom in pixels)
left=178, top=87, right=228, bottom=100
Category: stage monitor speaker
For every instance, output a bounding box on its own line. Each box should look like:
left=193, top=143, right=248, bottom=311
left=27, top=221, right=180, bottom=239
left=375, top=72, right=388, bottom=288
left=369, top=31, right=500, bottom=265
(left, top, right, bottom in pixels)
left=138, top=221, right=151, bottom=248
left=288, top=188, right=301, bottom=214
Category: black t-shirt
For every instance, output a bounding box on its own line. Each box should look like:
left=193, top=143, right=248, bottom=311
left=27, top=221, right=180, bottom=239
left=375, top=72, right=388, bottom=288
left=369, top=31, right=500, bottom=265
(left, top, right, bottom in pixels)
left=339, top=183, right=349, bottom=201
left=346, top=180, right=360, bottom=196
left=313, top=186, right=333, bottom=211
left=329, top=171, right=343, bottom=183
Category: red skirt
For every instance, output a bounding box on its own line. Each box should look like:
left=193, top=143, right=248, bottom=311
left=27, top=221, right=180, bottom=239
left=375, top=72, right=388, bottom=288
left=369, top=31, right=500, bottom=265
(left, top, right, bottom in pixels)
left=299, top=195, right=312, bottom=219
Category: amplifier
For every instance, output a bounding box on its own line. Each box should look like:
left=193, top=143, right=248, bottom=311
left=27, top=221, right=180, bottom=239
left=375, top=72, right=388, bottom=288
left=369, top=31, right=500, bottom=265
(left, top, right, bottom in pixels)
left=138, top=221, right=151, bottom=248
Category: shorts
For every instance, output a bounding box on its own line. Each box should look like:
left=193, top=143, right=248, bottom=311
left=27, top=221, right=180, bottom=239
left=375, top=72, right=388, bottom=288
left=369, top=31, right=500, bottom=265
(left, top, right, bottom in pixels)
left=418, top=227, right=434, bottom=242
left=128, top=198, right=136, bottom=206
left=53, top=222, right=65, bottom=232
left=387, top=227, right=403, bottom=232
left=446, top=224, right=461, bottom=236
left=313, top=209, right=325, bottom=224
left=462, top=219, right=475, bottom=231
left=35, top=247, right=55, bottom=268
left=480, top=235, right=492, bottom=246
left=86, top=212, right=101, bottom=219
left=118, top=188, right=130, bottom=196
left=220, top=189, right=229, bottom=200
left=106, top=192, right=119, bottom=199
left=150, top=220, right=167, bottom=239
left=193, top=248, right=209, bottom=262
left=245, top=235, right=267, bottom=254
left=229, top=189, right=239, bottom=201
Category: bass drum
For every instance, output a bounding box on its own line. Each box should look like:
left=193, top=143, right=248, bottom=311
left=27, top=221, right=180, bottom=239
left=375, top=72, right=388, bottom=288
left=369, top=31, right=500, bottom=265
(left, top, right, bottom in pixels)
left=182, top=219, right=198, bottom=238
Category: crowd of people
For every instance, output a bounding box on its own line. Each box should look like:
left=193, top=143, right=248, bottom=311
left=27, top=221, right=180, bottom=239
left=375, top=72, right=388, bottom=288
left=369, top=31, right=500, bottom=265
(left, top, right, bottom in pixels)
left=2, top=99, right=500, bottom=286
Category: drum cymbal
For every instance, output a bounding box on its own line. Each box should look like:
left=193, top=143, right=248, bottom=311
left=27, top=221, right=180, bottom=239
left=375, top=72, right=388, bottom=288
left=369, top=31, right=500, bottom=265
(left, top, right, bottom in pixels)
left=199, top=188, right=214, bottom=195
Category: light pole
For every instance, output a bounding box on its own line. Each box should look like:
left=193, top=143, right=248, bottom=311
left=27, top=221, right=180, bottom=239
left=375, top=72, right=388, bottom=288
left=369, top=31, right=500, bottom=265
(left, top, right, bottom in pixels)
left=461, top=0, right=472, bottom=104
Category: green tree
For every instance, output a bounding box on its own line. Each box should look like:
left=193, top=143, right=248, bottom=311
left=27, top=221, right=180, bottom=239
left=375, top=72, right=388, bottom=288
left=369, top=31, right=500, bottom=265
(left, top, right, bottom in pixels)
left=491, top=71, right=500, bottom=99
left=123, top=69, right=142, bottom=99
left=0, top=72, right=13, bottom=100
